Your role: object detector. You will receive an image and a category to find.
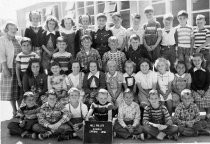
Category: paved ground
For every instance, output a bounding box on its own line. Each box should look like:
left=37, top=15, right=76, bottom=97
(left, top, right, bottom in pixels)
left=1, top=101, right=210, bottom=144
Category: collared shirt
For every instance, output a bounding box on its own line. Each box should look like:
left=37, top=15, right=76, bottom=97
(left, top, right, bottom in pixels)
left=46, top=31, right=56, bottom=36
left=38, top=102, right=70, bottom=127
left=193, top=67, right=206, bottom=72
left=173, top=102, right=200, bottom=126
left=106, top=71, right=123, bottom=90
left=193, top=28, right=210, bottom=49
left=111, top=26, right=127, bottom=50
left=126, top=26, right=144, bottom=45
left=88, top=71, right=100, bottom=88
left=118, top=101, right=140, bottom=128
left=161, top=27, right=176, bottom=46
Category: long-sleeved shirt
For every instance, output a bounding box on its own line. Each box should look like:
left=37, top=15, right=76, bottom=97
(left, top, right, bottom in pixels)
left=143, top=104, right=172, bottom=126
left=38, top=102, right=70, bottom=128
left=118, top=101, right=140, bottom=128
left=173, top=102, right=200, bottom=127
left=17, top=104, right=40, bottom=120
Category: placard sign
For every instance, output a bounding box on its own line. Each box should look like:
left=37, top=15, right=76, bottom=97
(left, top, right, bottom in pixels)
left=84, top=121, right=113, bottom=144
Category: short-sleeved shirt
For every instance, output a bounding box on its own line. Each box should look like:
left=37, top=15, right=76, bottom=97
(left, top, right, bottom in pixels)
left=161, top=27, right=176, bottom=46
left=135, top=70, right=157, bottom=90
left=193, top=28, right=210, bottom=50
left=143, top=21, right=161, bottom=46
left=91, top=101, right=113, bottom=121
left=126, top=26, right=144, bottom=45
left=157, top=71, right=174, bottom=93
left=106, top=71, right=123, bottom=90
left=111, top=26, right=127, bottom=50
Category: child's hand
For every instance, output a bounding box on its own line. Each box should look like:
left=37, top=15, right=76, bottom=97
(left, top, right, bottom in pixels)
left=158, top=125, right=167, bottom=130
left=128, top=125, right=134, bottom=134
left=19, top=120, right=25, bottom=128
left=73, top=124, right=79, bottom=131
left=186, top=121, right=194, bottom=128
left=151, top=45, right=156, bottom=50
left=18, top=81, right=22, bottom=87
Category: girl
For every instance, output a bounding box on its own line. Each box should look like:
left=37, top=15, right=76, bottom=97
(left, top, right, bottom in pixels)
left=172, top=61, right=191, bottom=108
left=41, top=16, right=60, bottom=73
left=42, top=61, right=68, bottom=104
left=75, top=14, right=94, bottom=55
left=65, top=88, right=88, bottom=140
left=83, top=60, right=106, bottom=108
left=135, top=58, right=157, bottom=108
left=189, top=53, right=210, bottom=120
left=155, top=57, right=174, bottom=115
left=60, top=16, right=76, bottom=57
left=24, top=11, right=43, bottom=56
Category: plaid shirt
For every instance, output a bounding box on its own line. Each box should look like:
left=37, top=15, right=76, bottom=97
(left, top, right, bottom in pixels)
left=38, top=102, right=70, bottom=127
left=76, top=48, right=102, bottom=70
left=173, top=102, right=200, bottom=126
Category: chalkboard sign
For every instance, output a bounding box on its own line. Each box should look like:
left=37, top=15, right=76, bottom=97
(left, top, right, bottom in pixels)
left=84, top=121, right=113, bottom=144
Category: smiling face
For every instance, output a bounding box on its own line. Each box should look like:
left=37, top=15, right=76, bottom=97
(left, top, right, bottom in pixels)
left=64, top=19, right=73, bottom=30
left=108, top=62, right=117, bottom=75
left=125, top=63, right=134, bottom=75
left=81, top=38, right=92, bottom=50
left=164, top=19, right=172, bottom=28
left=72, top=62, right=80, bottom=75
left=192, top=56, right=202, bottom=68
left=97, top=17, right=107, bottom=28
left=21, top=41, right=32, bottom=55
left=124, top=93, right=134, bottom=106
left=31, top=62, right=40, bottom=76
left=51, top=65, right=61, bottom=76
left=69, top=91, right=80, bottom=104
left=31, top=14, right=40, bottom=26
left=149, top=93, right=160, bottom=107
left=7, top=24, right=18, bottom=37
left=140, top=62, right=150, bottom=74
left=196, top=19, right=205, bottom=29
left=56, top=41, right=67, bottom=52
left=133, top=18, right=141, bottom=26
left=97, top=93, right=108, bottom=105
left=178, top=16, right=188, bottom=26
left=145, top=11, right=154, bottom=21
left=157, top=61, right=167, bottom=74
left=130, top=39, right=140, bottom=50
left=112, top=16, right=122, bottom=26
left=81, top=15, right=90, bottom=27
left=25, top=96, right=35, bottom=108
left=48, top=94, right=57, bottom=107
left=47, top=20, right=56, bottom=31
left=89, top=62, right=98, bottom=75
left=108, top=40, right=118, bottom=51
left=182, top=93, right=192, bottom=107
left=176, top=63, right=186, bottom=76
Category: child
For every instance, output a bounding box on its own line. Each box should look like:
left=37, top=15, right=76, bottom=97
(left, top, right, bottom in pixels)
left=92, top=13, right=113, bottom=57
left=7, top=92, right=39, bottom=139
left=143, top=90, right=178, bottom=141
left=161, top=13, right=176, bottom=71
left=76, top=35, right=102, bottom=73
left=42, top=61, right=68, bottom=104
left=135, top=59, right=157, bottom=108
left=24, top=11, right=43, bottom=56
left=16, top=37, right=39, bottom=105
left=60, top=16, right=75, bottom=57
left=83, top=60, right=106, bottom=108
left=32, top=90, right=71, bottom=140
left=126, top=34, right=150, bottom=72
left=64, top=88, right=88, bottom=140
left=155, top=57, right=174, bottom=115
left=193, top=14, right=210, bottom=71
left=173, top=89, right=210, bottom=137
left=110, top=12, right=127, bottom=51
left=175, top=10, right=194, bottom=70
left=143, top=6, right=162, bottom=62
left=86, top=89, right=113, bottom=121
left=102, top=36, right=127, bottom=72
left=189, top=53, right=210, bottom=120
left=106, top=60, right=124, bottom=109
left=114, top=90, right=144, bottom=140
left=172, top=61, right=191, bottom=108
left=41, top=16, right=60, bottom=73
left=52, top=36, right=73, bottom=75
left=75, top=14, right=94, bottom=55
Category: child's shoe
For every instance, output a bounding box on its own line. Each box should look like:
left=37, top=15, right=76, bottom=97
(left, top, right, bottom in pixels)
left=139, top=133, right=145, bottom=141
left=21, top=131, right=29, bottom=138
left=57, top=132, right=73, bottom=141
left=38, top=131, right=52, bottom=140
left=156, top=132, right=166, bottom=140
left=173, top=133, right=179, bottom=141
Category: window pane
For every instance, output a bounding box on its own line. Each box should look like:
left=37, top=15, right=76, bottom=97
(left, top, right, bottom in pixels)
left=98, top=1, right=104, bottom=4
left=153, top=3, right=165, bottom=15
left=192, top=0, right=209, bottom=11
left=98, top=3, right=105, bottom=13
left=193, top=12, right=210, bottom=26
left=91, top=15, right=95, bottom=25
left=120, top=10, right=130, bottom=28
left=121, top=1, right=130, bottom=10
left=87, top=1, right=94, bottom=6
left=87, top=6, right=94, bottom=15
left=78, top=8, right=84, bottom=15
left=78, top=2, right=84, bottom=8
left=156, top=17, right=164, bottom=28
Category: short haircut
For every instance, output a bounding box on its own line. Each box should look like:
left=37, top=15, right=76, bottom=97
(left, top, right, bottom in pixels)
left=4, top=21, right=17, bottom=33
left=112, top=12, right=121, bottom=18
left=154, top=57, right=170, bottom=71
left=108, top=36, right=118, bottom=43
left=60, top=15, right=75, bottom=28
left=196, top=14, right=205, bottom=20
left=56, top=36, right=67, bottom=44
left=177, top=10, right=188, bottom=18
left=46, top=89, right=58, bottom=98
left=23, top=91, right=34, bottom=101
left=148, top=89, right=160, bottom=99
left=97, top=13, right=107, bottom=20
left=29, top=11, right=41, bottom=22
left=124, top=60, right=136, bottom=72
left=132, top=13, right=141, bottom=19
left=20, top=37, right=32, bottom=45
left=163, top=13, right=174, bottom=21
left=81, top=35, right=92, bottom=42
left=50, top=61, right=61, bottom=68
left=68, top=87, right=80, bottom=96
left=44, top=15, right=59, bottom=31
left=123, top=89, right=134, bottom=98
left=144, top=6, right=154, bottom=13
left=129, top=34, right=140, bottom=42
left=174, top=60, right=187, bottom=73
left=181, top=89, right=192, bottom=99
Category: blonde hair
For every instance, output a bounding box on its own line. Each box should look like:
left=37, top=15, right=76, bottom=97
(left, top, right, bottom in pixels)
left=181, top=89, right=192, bottom=99
left=108, top=36, right=118, bottom=44
left=154, top=57, right=170, bottom=71
left=68, top=87, right=80, bottom=96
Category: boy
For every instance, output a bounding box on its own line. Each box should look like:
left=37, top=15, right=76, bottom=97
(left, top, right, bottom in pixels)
left=16, top=37, right=39, bottom=105
left=76, top=35, right=102, bottom=73
left=102, top=36, right=127, bottom=72
left=161, top=13, right=176, bottom=71
left=52, top=36, right=73, bottom=75
left=92, top=13, right=113, bottom=57
left=86, top=89, right=113, bottom=122
left=193, top=14, right=210, bottom=71
left=7, top=92, right=40, bottom=139
left=114, top=90, right=144, bottom=140
left=143, top=6, right=162, bottom=62
left=175, top=10, right=194, bottom=69
left=173, top=89, right=210, bottom=136
left=143, top=90, right=178, bottom=140
left=110, top=12, right=127, bottom=51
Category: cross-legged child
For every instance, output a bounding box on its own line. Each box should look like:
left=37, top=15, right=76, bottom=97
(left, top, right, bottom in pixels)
left=7, top=92, right=40, bottom=139
left=173, top=89, right=210, bottom=137
left=143, top=90, right=178, bottom=141
left=114, top=90, right=144, bottom=140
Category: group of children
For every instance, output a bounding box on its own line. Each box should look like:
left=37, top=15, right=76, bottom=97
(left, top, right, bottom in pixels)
left=7, top=5, right=210, bottom=142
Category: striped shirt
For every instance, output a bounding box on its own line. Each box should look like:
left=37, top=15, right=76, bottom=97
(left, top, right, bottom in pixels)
left=175, top=25, right=193, bottom=48
left=17, top=104, right=40, bottom=120
left=52, top=51, right=72, bottom=72
left=16, top=52, right=39, bottom=72
left=193, top=28, right=210, bottom=49
left=143, top=104, right=172, bottom=125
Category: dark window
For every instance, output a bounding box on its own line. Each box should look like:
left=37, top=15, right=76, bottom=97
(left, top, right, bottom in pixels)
left=87, top=1, right=94, bottom=6
left=78, top=2, right=84, bottom=8
left=78, top=8, right=84, bottom=16
left=153, top=3, right=165, bottom=15
left=192, top=0, right=209, bottom=11
left=87, top=6, right=94, bottom=15
left=120, top=10, right=130, bottom=28
left=98, top=3, right=105, bottom=13
left=121, top=1, right=130, bottom=10
left=91, top=15, right=95, bottom=25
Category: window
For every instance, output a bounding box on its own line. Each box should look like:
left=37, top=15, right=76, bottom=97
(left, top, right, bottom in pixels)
left=87, top=1, right=94, bottom=6
left=87, top=6, right=94, bottom=15
left=192, top=0, right=209, bottom=11
left=78, top=8, right=84, bottom=16
left=90, top=15, right=95, bottom=25
left=78, top=2, right=84, bottom=8
left=65, top=2, right=75, bottom=11
left=121, top=1, right=130, bottom=10
left=104, top=2, right=117, bottom=13
left=120, top=10, right=130, bottom=28
left=156, top=16, right=164, bottom=28
left=153, top=3, right=165, bottom=15
left=193, top=12, right=210, bottom=26
left=98, top=2, right=105, bottom=13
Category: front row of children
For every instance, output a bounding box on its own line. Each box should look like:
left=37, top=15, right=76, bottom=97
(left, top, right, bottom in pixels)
left=7, top=87, right=210, bottom=141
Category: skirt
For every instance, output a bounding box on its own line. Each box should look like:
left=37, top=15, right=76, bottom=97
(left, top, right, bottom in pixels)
left=192, top=88, right=210, bottom=108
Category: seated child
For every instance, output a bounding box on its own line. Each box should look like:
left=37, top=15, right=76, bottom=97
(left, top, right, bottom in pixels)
left=33, top=90, right=71, bottom=141
left=172, top=61, right=191, bottom=108
left=7, top=92, right=40, bottom=139
left=143, top=90, right=178, bottom=141
left=114, top=90, right=144, bottom=140
left=83, top=60, right=106, bottom=108
left=173, top=89, right=210, bottom=137
left=86, top=89, right=113, bottom=122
